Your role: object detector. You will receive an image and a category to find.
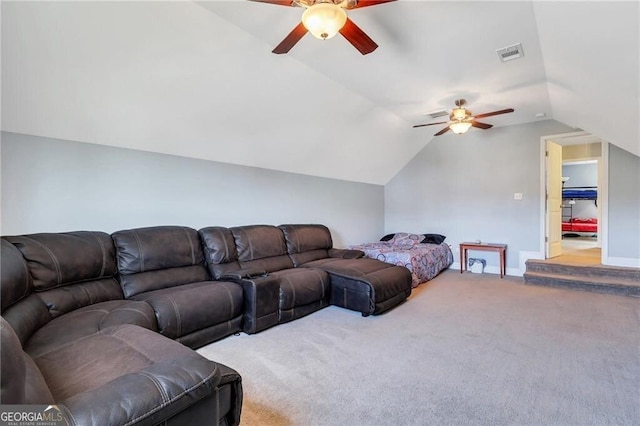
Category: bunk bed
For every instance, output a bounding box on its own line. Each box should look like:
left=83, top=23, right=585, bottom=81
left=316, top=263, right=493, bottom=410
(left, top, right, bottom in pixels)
left=562, top=186, right=598, bottom=200
left=562, top=186, right=598, bottom=235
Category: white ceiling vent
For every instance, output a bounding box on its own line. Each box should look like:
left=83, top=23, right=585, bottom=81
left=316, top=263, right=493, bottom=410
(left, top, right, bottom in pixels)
left=496, top=43, right=524, bottom=62
left=426, top=109, right=449, bottom=119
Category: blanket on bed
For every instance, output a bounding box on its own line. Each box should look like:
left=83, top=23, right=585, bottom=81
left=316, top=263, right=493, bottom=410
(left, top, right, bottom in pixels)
left=348, top=240, right=453, bottom=287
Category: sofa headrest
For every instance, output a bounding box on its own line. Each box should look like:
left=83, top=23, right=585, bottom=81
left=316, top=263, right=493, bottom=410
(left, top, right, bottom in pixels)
left=1, top=239, right=33, bottom=312
left=279, top=224, right=333, bottom=253
left=198, top=227, right=238, bottom=265
left=4, top=232, right=116, bottom=292
left=112, top=226, right=205, bottom=275
left=230, top=225, right=288, bottom=262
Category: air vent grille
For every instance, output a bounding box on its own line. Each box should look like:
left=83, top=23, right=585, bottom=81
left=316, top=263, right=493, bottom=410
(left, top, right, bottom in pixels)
left=496, top=43, right=524, bottom=62
left=426, top=109, right=449, bottom=119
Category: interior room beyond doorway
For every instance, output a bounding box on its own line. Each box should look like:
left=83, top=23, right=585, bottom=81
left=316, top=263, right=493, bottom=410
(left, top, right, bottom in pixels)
left=559, top=142, right=601, bottom=264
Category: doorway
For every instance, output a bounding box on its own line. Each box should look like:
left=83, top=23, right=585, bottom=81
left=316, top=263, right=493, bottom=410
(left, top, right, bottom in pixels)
left=561, top=159, right=599, bottom=261
left=540, top=132, right=606, bottom=265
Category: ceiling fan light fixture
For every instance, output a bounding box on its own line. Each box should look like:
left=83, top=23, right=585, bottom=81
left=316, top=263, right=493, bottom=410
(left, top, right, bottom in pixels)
left=450, top=121, right=472, bottom=134
left=451, top=107, right=468, bottom=121
left=301, top=3, right=347, bottom=40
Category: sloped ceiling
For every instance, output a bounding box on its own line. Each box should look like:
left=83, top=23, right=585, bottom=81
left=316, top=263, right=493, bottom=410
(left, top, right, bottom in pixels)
left=1, top=1, right=638, bottom=185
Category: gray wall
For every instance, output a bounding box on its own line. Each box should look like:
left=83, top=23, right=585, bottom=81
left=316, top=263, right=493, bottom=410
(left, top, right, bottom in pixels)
left=608, top=144, right=640, bottom=259
left=0, top=132, right=384, bottom=247
left=562, top=163, right=597, bottom=187
left=5, top=127, right=636, bottom=266
left=385, top=120, right=574, bottom=272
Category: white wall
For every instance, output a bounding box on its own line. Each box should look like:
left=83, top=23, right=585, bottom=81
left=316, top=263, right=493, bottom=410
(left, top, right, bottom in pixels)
left=0, top=132, right=384, bottom=247
left=607, top=144, right=640, bottom=263
left=385, top=120, right=574, bottom=275
left=1, top=1, right=425, bottom=186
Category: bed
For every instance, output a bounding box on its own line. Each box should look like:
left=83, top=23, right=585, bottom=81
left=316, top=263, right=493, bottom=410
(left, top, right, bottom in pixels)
left=562, top=187, right=597, bottom=200
left=349, top=233, right=454, bottom=287
left=561, top=186, right=598, bottom=235
left=562, top=217, right=598, bottom=233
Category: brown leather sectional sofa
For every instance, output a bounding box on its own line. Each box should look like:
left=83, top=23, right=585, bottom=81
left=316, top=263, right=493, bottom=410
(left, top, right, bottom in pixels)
left=1, top=224, right=412, bottom=425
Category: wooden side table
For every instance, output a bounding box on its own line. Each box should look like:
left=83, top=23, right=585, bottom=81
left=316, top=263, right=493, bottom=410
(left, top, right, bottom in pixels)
left=459, top=242, right=507, bottom=278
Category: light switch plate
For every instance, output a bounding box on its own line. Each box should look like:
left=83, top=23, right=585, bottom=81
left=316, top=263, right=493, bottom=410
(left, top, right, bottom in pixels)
left=514, top=193, right=523, bottom=200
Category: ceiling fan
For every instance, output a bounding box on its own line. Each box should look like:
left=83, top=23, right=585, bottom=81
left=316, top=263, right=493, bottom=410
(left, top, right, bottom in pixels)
left=250, top=0, right=396, bottom=55
left=413, top=99, right=515, bottom=136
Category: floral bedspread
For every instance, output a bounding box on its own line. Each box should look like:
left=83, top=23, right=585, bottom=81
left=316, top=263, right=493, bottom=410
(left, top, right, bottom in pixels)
left=348, top=241, right=454, bottom=287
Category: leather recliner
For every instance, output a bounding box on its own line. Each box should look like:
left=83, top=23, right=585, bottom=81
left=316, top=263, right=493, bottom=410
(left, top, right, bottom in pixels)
left=199, top=224, right=413, bottom=334
left=199, top=225, right=331, bottom=333
left=111, top=225, right=244, bottom=349
left=1, top=233, right=242, bottom=425
left=279, top=224, right=413, bottom=316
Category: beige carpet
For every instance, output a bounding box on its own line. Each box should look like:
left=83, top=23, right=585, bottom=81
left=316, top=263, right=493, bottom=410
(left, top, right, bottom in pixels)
left=198, top=270, right=640, bottom=425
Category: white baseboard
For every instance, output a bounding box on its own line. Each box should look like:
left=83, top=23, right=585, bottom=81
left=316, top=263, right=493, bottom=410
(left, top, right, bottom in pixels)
left=451, top=253, right=639, bottom=275
left=449, top=262, right=522, bottom=277
left=519, top=251, right=544, bottom=275
left=603, top=256, right=640, bottom=268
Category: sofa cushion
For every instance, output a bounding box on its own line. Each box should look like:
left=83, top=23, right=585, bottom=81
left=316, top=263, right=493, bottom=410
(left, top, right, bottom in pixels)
left=279, top=224, right=333, bottom=267
left=271, top=268, right=330, bottom=311
left=25, top=300, right=157, bottom=358
left=0, top=317, right=54, bottom=405
left=112, top=226, right=210, bottom=298
left=305, top=258, right=410, bottom=302
left=231, top=225, right=294, bottom=272
left=130, top=281, right=243, bottom=345
left=303, top=257, right=412, bottom=315
left=31, top=324, right=228, bottom=425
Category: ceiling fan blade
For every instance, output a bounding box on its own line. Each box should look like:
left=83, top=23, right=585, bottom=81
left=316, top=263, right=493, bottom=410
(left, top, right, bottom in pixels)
left=434, top=126, right=451, bottom=136
left=339, top=18, right=378, bottom=55
left=472, top=121, right=493, bottom=130
left=248, top=0, right=296, bottom=6
left=413, top=121, right=449, bottom=128
left=349, top=0, right=397, bottom=9
left=272, top=22, right=308, bottom=54
left=473, top=108, right=514, bottom=119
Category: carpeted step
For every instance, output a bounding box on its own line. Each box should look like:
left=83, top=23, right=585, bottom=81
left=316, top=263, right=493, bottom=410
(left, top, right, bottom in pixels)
left=523, top=270, right=640, bottom=297
left=525, top=260, right=640, bottom=281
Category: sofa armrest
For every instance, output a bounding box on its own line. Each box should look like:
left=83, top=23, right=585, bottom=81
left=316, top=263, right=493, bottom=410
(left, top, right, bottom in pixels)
left=220, top=268, right=268, bottom=281
left=236, top=275, right=280, bottom=334
left=328, top=248, right=364, bottom=259
left=217, top=270, right=279, bottom=334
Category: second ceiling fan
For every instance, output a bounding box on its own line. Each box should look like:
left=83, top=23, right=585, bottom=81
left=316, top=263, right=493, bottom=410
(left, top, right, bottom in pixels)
left=250, top=0, right=395, bottom=55
left=414, top=99, right=515, bottom=136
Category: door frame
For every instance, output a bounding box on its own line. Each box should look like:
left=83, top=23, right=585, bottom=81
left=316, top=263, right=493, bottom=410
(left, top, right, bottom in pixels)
left=539, top=131, right=609, bottom=260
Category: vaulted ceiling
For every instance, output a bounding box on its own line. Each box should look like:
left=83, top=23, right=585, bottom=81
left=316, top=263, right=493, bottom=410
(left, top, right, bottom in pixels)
left=2, top=1, right=638, bottom=185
